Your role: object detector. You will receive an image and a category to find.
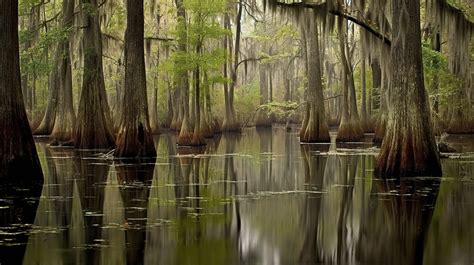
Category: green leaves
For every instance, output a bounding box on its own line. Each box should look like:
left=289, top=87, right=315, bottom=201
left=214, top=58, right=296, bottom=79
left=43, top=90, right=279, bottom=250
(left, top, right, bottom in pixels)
left=20, top=26, right=69, bottom=77
left=422, top=41, right=462, bottom=108
left=171, top=0, right=228, bottom=85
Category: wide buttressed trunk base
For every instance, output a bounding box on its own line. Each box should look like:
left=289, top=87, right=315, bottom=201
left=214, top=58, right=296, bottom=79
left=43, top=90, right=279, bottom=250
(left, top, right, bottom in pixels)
left=212, top=118, right=222, bottom=134
left=177, top=116, right=197, bottom=146
left=221, top=123, right=241, bottom=133
left=0, top=123, right=43, bottom=180
left=221, top=107, right=241, bottom=133
left=115, top=125, right=157, bottom=158
left=200, top=113, right=214, bottom=138
left=376, top=0, right=442, bottom=178
left=149, top=123, right=160, bottom=135
left=300, top=103, right=330, bottom=143
left=0, top=0, right=43, bottom=181
left=375, top=126, right=442, bottom=177
left=337, top=120, right=364, bottom=142
left=74, top=119, right=115, bottom=150
left=373, top=116, right=387, bottom=145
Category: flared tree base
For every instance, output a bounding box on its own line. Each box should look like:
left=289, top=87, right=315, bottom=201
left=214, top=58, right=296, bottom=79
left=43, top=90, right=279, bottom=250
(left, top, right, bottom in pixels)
left=114, top=126, right=157, bottom=158
left=373, top=121, right=386, bottom=145
left=337, top=122, right=364, bottom=142
left=170, top=119, right=182, bottom=131
left=177, top=131, right=206, bottom=147
left=33, top=124, right=53, bottom=136
left=375, top=129, right=442, bottom=178
left=191, top=132, right=206, bottom=147
left=300, top=122, right=330, bottom=143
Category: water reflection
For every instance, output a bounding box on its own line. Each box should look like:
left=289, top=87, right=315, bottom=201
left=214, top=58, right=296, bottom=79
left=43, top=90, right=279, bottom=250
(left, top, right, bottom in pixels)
left=1, top=127, right=473, bottom=264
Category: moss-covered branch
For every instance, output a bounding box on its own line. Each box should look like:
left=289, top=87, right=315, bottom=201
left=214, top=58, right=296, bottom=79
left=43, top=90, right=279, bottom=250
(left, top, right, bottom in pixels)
left=270, top=1, right=392, bottom=46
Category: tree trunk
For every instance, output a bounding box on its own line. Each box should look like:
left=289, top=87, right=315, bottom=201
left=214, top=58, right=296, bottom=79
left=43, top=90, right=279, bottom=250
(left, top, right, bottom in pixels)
left=176, top=0, right=193, bottom=146
left=337, top=18, right=363, bottom=142
left=0, top=0, right=43, bottom=180
left=34, top=50, right=60, bottom=135
left=375, top=0, right=441, bottom=177
left=299, top=14, right=330, bottom=143
left=222, top=2, right=242, bottom=133
left=74, top=0, right=115, bottom=149
left=164, top=78, right=174, bottom=128
left=190, top=44, right=205, bottom=146
left=200, top=71, right=213, bottom=138
left=360, top=45, right=367, bottom=131
left=115, top=0, right=156, bottom=157
left=372, top=59, right=386, bottom=144
left=170, top=84, right=180, bottom=130
left=148, top=5, right=161, bottom=134
left=50, top=0, right=76, bottom=145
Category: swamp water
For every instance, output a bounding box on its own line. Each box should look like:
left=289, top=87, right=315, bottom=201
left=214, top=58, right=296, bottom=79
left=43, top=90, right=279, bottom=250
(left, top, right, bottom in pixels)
left=1, top=127, right=474, bottom=265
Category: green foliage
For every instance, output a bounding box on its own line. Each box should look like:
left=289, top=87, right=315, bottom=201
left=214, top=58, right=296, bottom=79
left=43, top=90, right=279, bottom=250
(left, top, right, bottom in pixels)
left=234, top=81, right=260, bottom=120
left=20, top=26, right=69, bottom=77
left=258, top=101, right=301, bottom=119
left=171, top=0, right=228, bottom=90
left=447, top=0, right=474, bottom=21
left=422, top=41, right=463, bottom=109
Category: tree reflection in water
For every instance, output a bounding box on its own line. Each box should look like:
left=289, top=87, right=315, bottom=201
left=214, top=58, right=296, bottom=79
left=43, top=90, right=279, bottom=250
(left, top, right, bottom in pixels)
left=4, top=127, right=474, bottom=264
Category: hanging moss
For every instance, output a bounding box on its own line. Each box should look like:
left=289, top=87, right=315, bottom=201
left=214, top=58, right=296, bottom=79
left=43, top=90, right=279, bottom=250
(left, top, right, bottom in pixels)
left=428, top=0, right=474, bottom=132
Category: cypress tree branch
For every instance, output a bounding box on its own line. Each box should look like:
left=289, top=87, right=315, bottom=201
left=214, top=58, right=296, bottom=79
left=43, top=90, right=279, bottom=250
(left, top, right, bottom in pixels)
left=273, top=1, right=392, bottom=46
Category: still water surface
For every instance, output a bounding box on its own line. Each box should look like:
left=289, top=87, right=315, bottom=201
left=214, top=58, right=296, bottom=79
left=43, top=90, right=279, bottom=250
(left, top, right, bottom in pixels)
left=1, top=127, right=474, bottom=265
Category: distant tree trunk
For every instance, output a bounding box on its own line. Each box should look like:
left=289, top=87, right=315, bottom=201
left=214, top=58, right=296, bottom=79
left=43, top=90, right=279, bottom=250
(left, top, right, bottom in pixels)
left=255, top=64, right=272, bottom=127
left=299, top=14, right=330, bottom=143
left=113, top=59, right=124, bottom=130
left=176, top=0, right=193, bottom=146
left=337, top=18, right=364, bottom=142
left=149, top=76, right=159, bottom=134
left=360, top=46, right=367, bottom=131
left=74, top=0, right=115, bottom=149
left=170, top=84, right=180, bottom=130
left=0, top=0, right=43, bottom=180
left=164, top=78, right=174, bottom=128
left=50, top=0, right=76, bottom=145
left=189, top=44, right=205, bottom=146
left=148, top=10, right=161, bottom=134
left=200, top=72, right=213, bottom=138
left=368, top=88, right=372, bottom=117
left=115, top=0, right=156, bottom=157
left=222, top=1, right=242, bottom=133
left=23, top=3, right=41, bottom=122
left=375, top=0, right=441, bottom=177
left=34, top=50, right=60, bottom=135
left=372, top=59, right=386, bottom=144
